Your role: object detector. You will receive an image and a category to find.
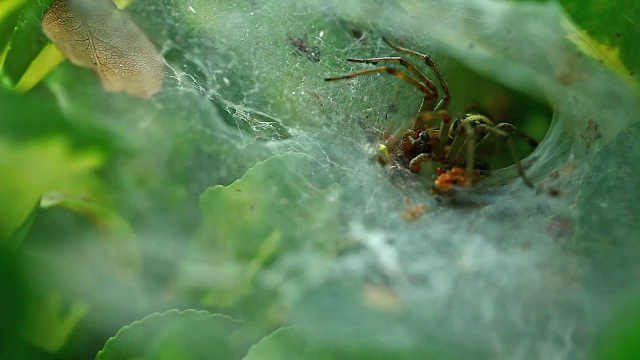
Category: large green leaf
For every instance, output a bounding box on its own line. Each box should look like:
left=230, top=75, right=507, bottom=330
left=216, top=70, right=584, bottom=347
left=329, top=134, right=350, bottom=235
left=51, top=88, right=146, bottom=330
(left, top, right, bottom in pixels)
left=178, top=153, right=343, bottom=307
left=560, top=0, right=640, bottom=90
left=96, top=310, right=243, bottom=360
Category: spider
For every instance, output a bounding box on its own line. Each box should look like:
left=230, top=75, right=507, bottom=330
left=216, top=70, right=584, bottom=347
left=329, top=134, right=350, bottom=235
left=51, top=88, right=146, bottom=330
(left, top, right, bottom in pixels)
left=325, top=37, right=539, bottom=192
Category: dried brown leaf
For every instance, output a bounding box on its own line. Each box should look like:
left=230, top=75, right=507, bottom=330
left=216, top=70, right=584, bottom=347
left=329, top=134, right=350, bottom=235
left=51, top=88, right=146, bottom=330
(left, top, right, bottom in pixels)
left=42, top=0, right=164, bottom=98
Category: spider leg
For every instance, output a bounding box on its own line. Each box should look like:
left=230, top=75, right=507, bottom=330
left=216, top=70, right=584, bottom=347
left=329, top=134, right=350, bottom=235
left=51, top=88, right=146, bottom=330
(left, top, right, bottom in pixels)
left=464, top=123, right=478, bottom=184
left=437, top=118, right=472, bottom=183
left=471, top=124, right=536, bottom=188
left=440, top=122, right=474, bottom=186
left=325, top=66, right=432, bottom=98
left=382, top=37, right=451, bottom=111
left=345, top=56, right=440, bottom=111
left=494, top=123, right=539, bottom=148
left=409, top=153, right=431, bottom=173
left=495, top=123, right=538, bottom=187
left=325, top=60, right=440, bottom=111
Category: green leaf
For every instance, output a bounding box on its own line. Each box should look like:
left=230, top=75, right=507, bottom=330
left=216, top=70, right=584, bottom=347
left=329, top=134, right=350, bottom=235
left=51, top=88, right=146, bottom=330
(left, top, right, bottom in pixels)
left=0, top=137, right=104, bottom=240
left=593, top=298, right=640, bottom=360
left=96, top=309, right=243, bottom=360
left=576, top=121, right=640, bottom=252
left=0, top=0, right=28, bottom=56
left=560, top=0, right=640, bottom=89
left=242, top=327, right=310, bottom=360
left=0, top=91, right=114, bottom=240
left=179, top=153, right=344, bottom=306
left=197, top=153, right=341, bottom=260
left=0, top=90, right=115, bottom=151
left=0, top=246, right=28, bottom=359
left=1, top=0, right=53, bottom=86
left=6, top=200, right=38, bottom=247
left=41, top=193, right=142, bottom=277
left=292, top=283, right=470, bottom=360
left=25, top=289, right=90, bottom=353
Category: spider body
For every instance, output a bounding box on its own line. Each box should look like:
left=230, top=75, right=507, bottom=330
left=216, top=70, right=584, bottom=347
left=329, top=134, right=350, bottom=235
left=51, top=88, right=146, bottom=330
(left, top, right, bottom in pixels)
left=402, top=113, right=494, bottom=172
left=325, top=37, right=538, bottom=191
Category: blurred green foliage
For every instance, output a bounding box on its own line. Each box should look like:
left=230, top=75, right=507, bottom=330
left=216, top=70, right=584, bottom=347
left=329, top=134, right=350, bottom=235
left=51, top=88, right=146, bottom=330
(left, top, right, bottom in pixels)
left=0, top=92, right=111, bottom=240
left=177, top=153, right=343, bottom=310
left=96, top=310, right=244, bottom=360
left=1, top=0, right=53, bottom=86
left=0, top=246, right=27, bottom=359
left=1, top=0, right=639, bottom=359
left=593, top=299, right=640, bottom=360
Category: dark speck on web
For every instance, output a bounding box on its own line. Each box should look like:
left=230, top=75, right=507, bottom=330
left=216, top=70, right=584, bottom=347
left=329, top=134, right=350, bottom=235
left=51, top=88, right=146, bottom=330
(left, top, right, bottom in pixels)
left=289, top=36, right=321, bottom=62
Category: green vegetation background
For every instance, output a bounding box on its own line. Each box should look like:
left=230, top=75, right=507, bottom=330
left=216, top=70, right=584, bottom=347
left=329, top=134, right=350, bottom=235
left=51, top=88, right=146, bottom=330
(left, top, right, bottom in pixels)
left=1, top=0, right=639, bottom=359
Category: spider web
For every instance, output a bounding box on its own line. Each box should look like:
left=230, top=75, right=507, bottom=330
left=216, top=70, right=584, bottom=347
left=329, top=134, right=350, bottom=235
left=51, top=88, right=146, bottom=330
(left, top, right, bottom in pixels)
left=44, top=0, right=640, bottom=358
